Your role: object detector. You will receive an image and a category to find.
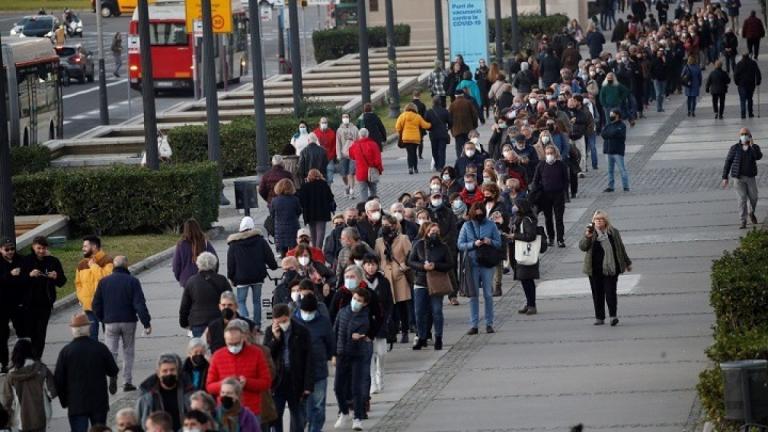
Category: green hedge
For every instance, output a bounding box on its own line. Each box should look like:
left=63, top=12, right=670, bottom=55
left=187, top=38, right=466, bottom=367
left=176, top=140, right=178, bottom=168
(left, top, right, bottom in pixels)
left=169, top=111, right=342, bottom=177
left=312, top=24, right=411, bottom=63
left=12, top=163, right=219, bottom=235
left=697, top=229, right=768, bottom=430
left=10, top=146, right=51, bottom=176
left=488, top=14, right=570, bottom=54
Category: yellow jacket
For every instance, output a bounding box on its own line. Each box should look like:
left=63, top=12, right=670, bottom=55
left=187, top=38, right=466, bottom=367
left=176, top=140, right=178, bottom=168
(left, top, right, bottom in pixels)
left=75, top=250, right=114, bottom=311
left=395, top=111, right=431, bottom=144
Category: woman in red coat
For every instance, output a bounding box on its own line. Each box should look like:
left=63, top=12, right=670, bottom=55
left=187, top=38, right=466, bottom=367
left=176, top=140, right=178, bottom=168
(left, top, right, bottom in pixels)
left=348, top=128, right=384, bottom=201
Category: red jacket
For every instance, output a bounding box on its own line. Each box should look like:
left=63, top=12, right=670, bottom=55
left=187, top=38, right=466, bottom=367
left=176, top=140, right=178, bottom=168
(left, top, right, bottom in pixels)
left=348, top=137, right=383, bottom=183
left=459, top=188, right=484, bottom=206
left=206, top=344, right=271, bottom=414
left=286, top=246, right=325, bottom=263
left=314, top=127, right=337, bottom=161
left=743, top=15, right=766, bottom=40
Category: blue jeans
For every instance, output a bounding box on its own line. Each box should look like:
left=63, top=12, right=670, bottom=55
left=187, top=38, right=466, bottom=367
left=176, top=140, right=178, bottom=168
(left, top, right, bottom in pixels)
left=190, top=324, right=207, bottom=338
left=687, top=96, right=698, bottom=114
left=326, top=160, right=336, bottom=184
left=413, top=287, right=444, bottom=339
left=431, top=138, right=448, bottom=171
left=469, top=265, right=495, bottom=328
left=236, top=283, right=263, bottom=328
left=85, top=310, right=99, bottom=340
left=69, top=411, right=107, bottom=432
left=356, top=181, right=377, bottom=202
left=305, top=378, right=327, bottom=432
left=653, top=80, right=666, bottom=112
left=586, top=133, right=598, bottom=169
left=606, top=154, right=629, bottom=190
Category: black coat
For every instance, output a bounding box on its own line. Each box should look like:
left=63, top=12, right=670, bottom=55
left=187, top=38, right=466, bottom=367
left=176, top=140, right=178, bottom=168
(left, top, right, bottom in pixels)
left=0, top=254, right=25, bottom=307
left=650, top=56, right=669, bottom=81
left=407, top=239, right=453, bottom=288
left=601, top=120, right=627, bottom=156
left=179, top=271, right=231, bottom=328
left=270, top=194, right=303, bottom=251
left=226, top=229, right=278, bottom=286
left=512, top=214, right=540, bottom=280
left=706, top=68, right=731, bottom=95
left=735, top=57, right=762, bottom=89
left=298, top=143, right=329, bottom=181
left=360, top=112, right=388, bottom=148
left=206, top=314, right=257, bottom=353
left=21, top=253, right=66, bottom=308
left=181, top=356, right=209, bottom=391
left=512, top=70, right=535, bottom=94
left=263, top=318, right=314, bottom=396
left=298, top=179, right=336, bottom=224
left=424, top=105, right=451, bottom=143
left=54, top=336, right=118, bottom=416
left=364, top=272, right=393, bottom=339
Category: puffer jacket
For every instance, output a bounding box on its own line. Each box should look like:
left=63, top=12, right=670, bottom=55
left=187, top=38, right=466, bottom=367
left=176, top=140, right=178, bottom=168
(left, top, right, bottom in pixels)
left=179, top=271, right=231, bottom=328
left=269, top=194, right=302, bottom=252
left=226, top=229, right=278, bottom=286
left=75, top=250, right=113, bottom=311
left=395, top=111, right=431, bottom=144
left=407, top=238, right=454, bottom=288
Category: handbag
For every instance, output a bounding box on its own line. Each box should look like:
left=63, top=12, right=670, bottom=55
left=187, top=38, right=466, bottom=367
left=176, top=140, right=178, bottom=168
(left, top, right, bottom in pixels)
left=359, top=146, right=380, bottom=183
left=422, top=242, right=452, bottom=296
left=470, top=222, right=504, bottom=268
left=514, top=218, right=541, bottom=266
left=390, top=256, right=414, bottom=285
left=397, top=132, right=406, bottom=149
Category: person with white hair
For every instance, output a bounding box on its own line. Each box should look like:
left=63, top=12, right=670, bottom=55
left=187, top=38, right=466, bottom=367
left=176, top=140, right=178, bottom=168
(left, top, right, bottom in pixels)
left=115, top=407, right=139, bottom=432
left=181, top=337, right=209, bottom=392
left=180, top=252, right=232, bottom=337
left=298, top=131, right=329, bottom=185
left=349, top=127, right=383, bottom=201
left=258, top=155, right=293, bottom=205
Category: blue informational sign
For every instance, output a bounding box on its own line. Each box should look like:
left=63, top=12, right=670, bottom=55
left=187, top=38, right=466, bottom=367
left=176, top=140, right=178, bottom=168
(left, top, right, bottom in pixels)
left=448, top=0, right=489, bottom=75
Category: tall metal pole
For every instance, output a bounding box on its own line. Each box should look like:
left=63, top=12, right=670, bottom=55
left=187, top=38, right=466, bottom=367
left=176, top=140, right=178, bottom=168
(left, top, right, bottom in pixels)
left=434, top=0, right=445, bottom=68
left=357, top=0, right=371, bottom=104
left=278, top=6, right=286, bottom=62
left=493, top=0, right=502, bottom=64
left=201, top=0, right=221, bottom=164
left=0, top=34, right=15, bottom=240
left=95, top=0, right=109, bottom=125
left=384, top=0, right=399, bottom=118
left=137, top=0, right=159, bottom=169
left=540, top=0, right=546, bottom=16
left=510, top=0, right=519, bottom=54
left=249, top=0, right=269, bottom=174
left=288, top=0, right=303, bottom=114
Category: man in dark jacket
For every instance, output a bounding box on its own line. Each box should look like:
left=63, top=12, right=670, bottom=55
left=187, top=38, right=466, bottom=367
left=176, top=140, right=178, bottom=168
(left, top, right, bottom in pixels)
left=296, top=295, right=334, bottom=432
left=136, top=353, right=193, bottom=431
left=724, top=27, right=739, bottom=73
left=601, top=109, right=629, bottom=192
left=55, top=312, right=119, bottom=432
left=298, top=133, right=329, bottom=184
left=22, top=235, right=66, bottom=358
left=259, top=155, right=293, bottom=204
left=263, top=303, right=314, bottom=432
left=454, top=140, right=485, bottom=183
left=706, top=60, right=732, bottom=119
left=650, top=48, right=669, bottom=112
left=742, top=10, right=765, bottom=59
left=424, top=96, right=451, bottom=171
left=448, top=92, right=478, bottom=158
left=585, top=28, right=606, bottom=60
left=412, top=91, right=428, bottom=159
left=179, top=252, right=231, bottom=337
left=356, top=200, right=383, bottom=250
left=630, top=0, right=647, bottom=21
left=358, top=103, right=388, bottom=150
left=539, top=49, right=562, bottom=88
left=0, top=238, right=25, bottom=372
left=722, top=127, right=763, bottom=228
left=227, top=216, right=278, bottom=328
left=206, top=291, right=257, bottom=353
left=734, top=53, right=762, bottom=118
left=92, top=256, right=151, bottom=392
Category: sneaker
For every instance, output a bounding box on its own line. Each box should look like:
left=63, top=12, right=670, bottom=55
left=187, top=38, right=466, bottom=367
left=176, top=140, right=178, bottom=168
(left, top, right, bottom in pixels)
left=353, top=418, right=363, bottom=431
left=434, top=337, right=443, bottom=350
left=335, top=413, right=351, bottom=429
left=412, top=338, right=423, bottom=350
left=578, top=172, right=586, bottom=179
left=123, top=383, right=137, bottom=392
left=594, top=319, right=605, bottom=325
left=466, top=327, right=478, bottom=335
left=603, top=187, right=615, bottom=193
left=740, top=222, right=747, bottom=229
left=557, top=241, right=566, bottom=248
left=526, top=307, right=537, bottom=315
left=517, top=305, right=529, bottom=314
left=610, top=318, right=620, bottom=327
left=486, top=325, right=495, bottom=334
left=623, top=188, right=630, bottom=192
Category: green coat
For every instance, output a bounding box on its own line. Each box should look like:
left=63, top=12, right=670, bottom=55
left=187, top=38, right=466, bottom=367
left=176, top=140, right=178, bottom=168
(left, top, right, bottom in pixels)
left=578, top=227, right=632, bottom=277
left=599, top=83, right=630, bottom=108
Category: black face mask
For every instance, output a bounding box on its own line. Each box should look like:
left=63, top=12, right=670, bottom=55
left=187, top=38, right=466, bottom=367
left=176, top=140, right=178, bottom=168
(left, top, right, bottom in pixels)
left=161, top=374, right=177, bottom=388
left=381, top=226, right=393, bottom=237
left=221, top=308, right=235, bottom=321
left=192, top=354, right=205, bottom=366
left=474, top=213, right=486, bottom=222
left=428, top=233, right=440, bottom=243
left=221, top=396, right=235, bottom=410
left=346, top=219, right=357, bottom=227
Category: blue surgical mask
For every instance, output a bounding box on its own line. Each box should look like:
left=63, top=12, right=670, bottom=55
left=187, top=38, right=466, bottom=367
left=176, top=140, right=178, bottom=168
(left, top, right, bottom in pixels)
left=345, top=278, right=359, bottom=290
left=300, top=311, right=316, bottom=321
left=351, top=299, right=363, bottom=312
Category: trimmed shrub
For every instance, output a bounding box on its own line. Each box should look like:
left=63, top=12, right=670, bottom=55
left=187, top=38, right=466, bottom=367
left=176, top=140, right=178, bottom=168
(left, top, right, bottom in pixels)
left=10, top=146, right=52, bottom=176
left=312, top=24, right=411, bottom=63
left=488, top=14, right=571, bottom=53
left=12, top=163, right=219, bottom=235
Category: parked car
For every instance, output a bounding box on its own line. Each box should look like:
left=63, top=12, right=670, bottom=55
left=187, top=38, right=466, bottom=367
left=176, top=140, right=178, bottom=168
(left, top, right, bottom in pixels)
left=56, top=45, right=95, bottom=85
left=16, top=15, right=59, bottom=40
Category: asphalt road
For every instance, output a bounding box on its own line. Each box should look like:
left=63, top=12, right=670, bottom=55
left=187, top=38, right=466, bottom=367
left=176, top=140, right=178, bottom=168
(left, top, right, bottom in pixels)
left=0, top=6, right=322, bottom=138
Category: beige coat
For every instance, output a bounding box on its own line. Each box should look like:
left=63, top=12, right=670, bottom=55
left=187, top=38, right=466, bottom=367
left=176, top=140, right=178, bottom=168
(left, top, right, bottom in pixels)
left=375, top=235, right=412, bottom=302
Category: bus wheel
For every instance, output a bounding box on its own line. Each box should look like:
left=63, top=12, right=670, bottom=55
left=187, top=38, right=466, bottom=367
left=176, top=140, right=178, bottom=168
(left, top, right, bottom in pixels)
left=23, top=129, right=29, bottom=146
left=49, top=122, right=55, bottom=140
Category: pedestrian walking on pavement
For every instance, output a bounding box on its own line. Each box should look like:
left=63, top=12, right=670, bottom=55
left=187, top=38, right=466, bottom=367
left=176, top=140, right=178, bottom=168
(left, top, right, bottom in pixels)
left=297, top=133, right=329, bottom=187
left=427, top=61, right=448, bottom=107
left=298, top=169, right=336, bottom=249
left=76, top=235, right=114, bottom=340
left=734, top=52, right=762, bottom=119
left=1, top=339, right=57, bottom=432
left=601, top=109, right=630, bottom=192
left=92, top=256, right=152, bottom=393
left=291, top=121, right=311, bottom=156
left=424, top=96, right=452, bottom=172
left=172, top=218, right=218, bottom=288
left=270, top=179, right=303, bottom=256
left=179, top=252, right=232, bottom=337
left=111, top=32, right=123, bottom=77
left=336, top=113, right=360, bottom=198
left=205, top=291, right=258, bottom=354
left=742, top=10, right=765, bottom=59
left=727, top=0, right=742, bottom=30
left=722, top=127, right=763, bottom=229
left=531, top=145, right=569, bottom=248
left=349, top=128, right=383, bottom=201
left=724, top=27, right=739, bottom=74
left=511, top=198, right=542, bottom=316
left=706, top=60, right=731, bottom=119
left=296, top=294, right=334, bottom=432
left=226, top=216, right=278, bottom=326
left=681, top=56, right=703, bottom=116
left=358, top=103, right=388, bottom=151
left=458, top=202, right=502, bottom=335
left=0, top=238, right=26, bottom=373
left=314, top=117, right=337, bottom=183
left=54, top=312, right=119, bottom=432
left=579, top=210, right=632, bottom=327
left=375, top=215, right=413, bottom=343
left=360, top=253, right=393, bottom=391
left=136, top=353, right=192, bottom=431
left=448, top=92, right=479, bottom=158
left=395, top=103, right=432, bottom=175
left=22, top=236, right=66, bottom=359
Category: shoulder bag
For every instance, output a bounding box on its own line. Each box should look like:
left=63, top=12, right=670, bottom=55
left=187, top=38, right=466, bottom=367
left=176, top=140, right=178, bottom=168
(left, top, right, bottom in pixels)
left=514, top=218, right=542, bottom=266
left=359, top=145, right=380, bottom=183
left=422, top=241, right=452, bottom=296
left=470, top=222, right=504, bottom=268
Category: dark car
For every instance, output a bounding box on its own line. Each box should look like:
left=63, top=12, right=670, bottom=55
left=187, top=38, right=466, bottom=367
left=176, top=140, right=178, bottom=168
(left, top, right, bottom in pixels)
left=18, top=15, right=58, bottom=39
left=56, top=45, right=95, bottom=85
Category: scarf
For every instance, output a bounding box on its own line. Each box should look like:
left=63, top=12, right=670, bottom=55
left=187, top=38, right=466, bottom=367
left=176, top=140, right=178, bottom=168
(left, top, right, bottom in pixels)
left=218, top=402, right=241, bottom=432
left=595, top=228, right=617, bottom=276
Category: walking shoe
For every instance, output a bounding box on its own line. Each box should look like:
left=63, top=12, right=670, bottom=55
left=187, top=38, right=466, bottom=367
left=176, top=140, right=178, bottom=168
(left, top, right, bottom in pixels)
left=603, top=187, right=614, bottom=192
left=486, top=325, right=495, bottom=334
left=578, top=172, right=586, bottom=179
left=352, top=418, right=363, bottom=431
left=740, top=222, right=747, bottom=229
left=518, top=305, right=529, bottom=314
left=610, top=318, right=620, bottom=327
left=408, top=168, right=413, bottom=175
left=557, top=241, right=566, bottom=248
left=412, top=338, right=424, bottom=350
left=434, top=337, right=443, bottom=350
left=334, top=413, right=351, bottom=429
left=493, top=287, right=502, bottom=297
left=466, top=327, right=478, bottom=335
left=594, top=319, right=605, bottom=325
left=750, top=212, right=758, bottom=224
left=449, top=297, right=460, bottom=306
left=547, top=240, right=554, bottom=247
left=623, top=188, right=630, bottom=192
left=526, top=307, right=537, bottom=315
left=123, top=383, right=137, bottom=392
left=108, top=376, right=118, bottom=395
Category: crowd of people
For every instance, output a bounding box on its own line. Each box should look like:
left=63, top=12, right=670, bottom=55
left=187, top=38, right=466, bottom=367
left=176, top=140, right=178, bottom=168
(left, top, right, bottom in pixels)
left=0, top=1, right=764, bottom=432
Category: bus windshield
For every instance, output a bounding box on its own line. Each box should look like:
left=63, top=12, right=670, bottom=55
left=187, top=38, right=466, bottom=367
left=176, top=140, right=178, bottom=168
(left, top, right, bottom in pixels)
left=149, top=23, right=187, bottom=46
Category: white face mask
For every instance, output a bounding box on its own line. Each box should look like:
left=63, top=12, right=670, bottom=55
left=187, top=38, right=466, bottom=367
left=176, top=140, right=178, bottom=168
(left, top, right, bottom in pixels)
left=430, top=183, right=441, bottom=191
left=298, top=256, right=310, bottom=266
left=542, top=136, right=551, bottom=144
left=393, top=212, right=404, bottom=222
left=291, top=292, right=300, bottom=303
left=370, top=211, right=381, bottom=221
left=354, top=259, right=364, bottom=267
left=417, top=219, right=428, bottom=226
left=483, top=177, right=493, bottom=185
left=545, top=154, right=555, bottom=164
left=278, top=321, right=290, bottom=332
left=465, top=183, right=476, bottom=191
left=320, top=122, right=328, bottom=130
left=299, top=127, right=307, bottom=134
left=740, top=134, right=750, bottom=144
left=300, top=310, right=316, bottom=321
left=227, top=343, right=243, bottom=355
left=351, top=299, right=363, bottom=312
left=183, top=428, right=202, bottom=432
left=503, top=151, right=513, bottom=158
left=342, top=118, right=350, bottom=125
left=442, top=174, right=451, bottom=181
left=465, top=150, right=476, bottom=158
left=529, top=98, right=537, bottom=105
left=431, top=199, right=443, bottom=207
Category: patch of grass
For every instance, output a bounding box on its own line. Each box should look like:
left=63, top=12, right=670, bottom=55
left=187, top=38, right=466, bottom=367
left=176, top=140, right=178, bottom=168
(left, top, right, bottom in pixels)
left=20, top=234, right=179, bottom=300
left=374, top=88, right=432, bottom=132
left=0, top=0, right=89, bottom=12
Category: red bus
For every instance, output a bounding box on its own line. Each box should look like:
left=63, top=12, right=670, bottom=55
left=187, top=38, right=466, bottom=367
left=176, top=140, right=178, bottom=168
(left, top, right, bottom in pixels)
left=128, top=0, right=248, bottom=93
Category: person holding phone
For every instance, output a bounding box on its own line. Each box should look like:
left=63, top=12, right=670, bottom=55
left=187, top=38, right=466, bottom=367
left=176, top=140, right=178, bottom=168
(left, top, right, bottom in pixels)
left=578, top=210, right=632, bottom=326
left=722, top=127, right=762, bottom=228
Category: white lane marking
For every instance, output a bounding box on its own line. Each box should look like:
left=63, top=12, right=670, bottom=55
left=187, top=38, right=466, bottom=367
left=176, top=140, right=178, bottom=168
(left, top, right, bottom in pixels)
left=63, top=79, right=128, bottom=100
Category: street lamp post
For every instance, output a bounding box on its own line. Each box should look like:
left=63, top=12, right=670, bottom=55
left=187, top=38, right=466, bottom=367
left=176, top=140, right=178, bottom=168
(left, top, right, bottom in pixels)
left=249, top=0, right=269, bottom=174
left=434, top=0, right=445, bottom=67
left=493, top=0, right=503, bottom=64
left=358, top=0, right=371, bottom=105
left=201, top=0, right=221, bottom=165
left=95, top=0, right=109, bottom=125
left=288, top=0, right=303, bottom=114
left=0, top=34, right=15, bottom=240
left=540, top=0, right=546, bottom=16
left=385, top=0, right=399, bottom=117
left=137, top=0, right=159, bottom=169
left=510, top=0, right=519, bottom=54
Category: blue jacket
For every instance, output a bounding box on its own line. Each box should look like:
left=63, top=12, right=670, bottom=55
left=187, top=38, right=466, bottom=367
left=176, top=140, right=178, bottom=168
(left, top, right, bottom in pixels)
left=551, top=133, right=570, bottom=163
left=333, top=305, right=370, bottom=357
left=682, top=64, right=703, bottom=97
left=456, top=79, right=482, bottom=107
left=92, top=267, right=151, bottom=328
left=269, top=194, right=302, bottom=251
left=601, top=120, right=627, bottom=156
left=296, top=313, right=335, bottom=382
left=457, top=219, right=502, bottom=265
